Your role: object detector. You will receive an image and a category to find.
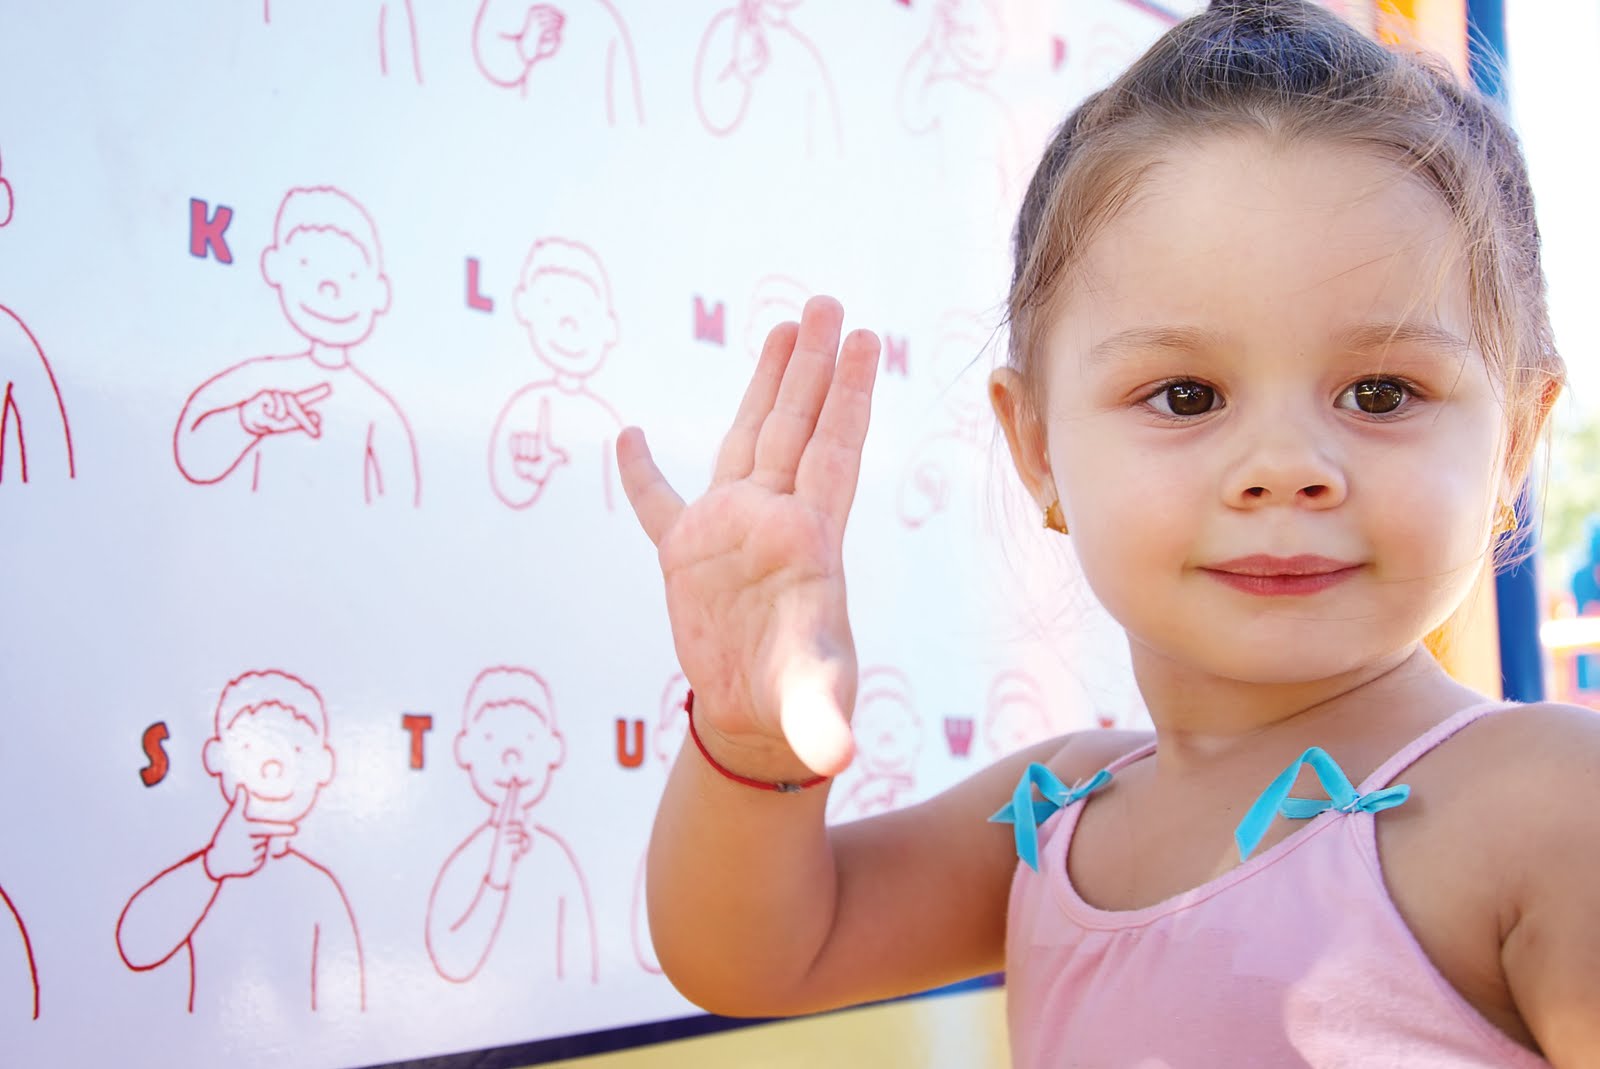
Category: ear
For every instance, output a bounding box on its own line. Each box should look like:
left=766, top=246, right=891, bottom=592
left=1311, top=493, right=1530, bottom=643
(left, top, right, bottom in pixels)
left=989, top=366, right=1056, bottom=510
left=603, top=312, right=620, bottom=349
left=202, top=737, right=224, bottom=777
left=261, top=245, right=282, bottom=287
left=374, top=273, right=392, bottom=316
left=512, top=283, right=531, bottom=327
left=315, top=745, right=336, bottom=787
left=550, top=728, right=567, bottom=768
left=453, top=730, right=469, bottom=770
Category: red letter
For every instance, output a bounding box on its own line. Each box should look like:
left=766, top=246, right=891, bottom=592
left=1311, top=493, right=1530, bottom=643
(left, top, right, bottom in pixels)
left=189, top=198, right=234, bottom=264
left=466, top=258, right=494, bottom=313
left=883, top=334, right=909, bottom=377
left=139, top=722, right=171, bottom=787
left=693, top=296, right=725, bottom=345
left=944, top=717, right=974, bottom=757
left=1053, top=37, right=1068, bottom=72
left=616, top=719, right=645, bottom=769
left=402, top=713, right=433, bottom=769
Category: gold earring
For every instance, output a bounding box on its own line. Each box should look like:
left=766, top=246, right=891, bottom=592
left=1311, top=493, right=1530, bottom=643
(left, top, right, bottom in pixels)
left=1493, top=502, right=1518, bottom=535
left=1043, top=500, right=1069, bottom=535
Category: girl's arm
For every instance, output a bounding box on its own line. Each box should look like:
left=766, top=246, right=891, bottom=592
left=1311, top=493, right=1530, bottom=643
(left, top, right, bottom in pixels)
left=647, top=725, right=1149, bottom=1017
left=1495, top=702, right=1600, bottom=1066
left=621, top=295, right=1142, bottom=1016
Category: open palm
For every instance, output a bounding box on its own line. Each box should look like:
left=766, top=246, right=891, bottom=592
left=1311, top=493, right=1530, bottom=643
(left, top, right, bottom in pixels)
left=618, top=296, right=880, bottom=777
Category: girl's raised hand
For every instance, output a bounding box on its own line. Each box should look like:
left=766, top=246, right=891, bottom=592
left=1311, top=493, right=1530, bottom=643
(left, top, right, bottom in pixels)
left=617, top=296, right=880, bottom=779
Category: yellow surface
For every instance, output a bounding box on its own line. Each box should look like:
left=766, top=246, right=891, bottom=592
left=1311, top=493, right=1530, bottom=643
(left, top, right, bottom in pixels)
left=540, top=988, right=1010, bottom=1069
left=1377, top=0, right=1471, bottom=79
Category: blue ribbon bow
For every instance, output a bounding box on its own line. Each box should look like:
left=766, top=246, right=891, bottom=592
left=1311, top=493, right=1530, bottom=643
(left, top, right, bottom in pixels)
left=1233, top=746, right=1411, bottom=861
left=989, top=763, right=1112, bottom=871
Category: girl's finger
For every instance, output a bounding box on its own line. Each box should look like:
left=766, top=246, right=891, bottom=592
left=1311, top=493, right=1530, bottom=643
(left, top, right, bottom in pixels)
left=616, top=427, right=685, bottom=547
left=795, top=328, right=880, bottom=538
left=750, top=296, right=845, bottom=493
left=712, top=319, right=800, bottom=486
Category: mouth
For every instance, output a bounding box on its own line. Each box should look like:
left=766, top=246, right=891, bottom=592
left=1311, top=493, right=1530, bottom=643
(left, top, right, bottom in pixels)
left=251, top=788, right=293, bottom=802
left=298, top=302, right=359, bottom=325
left=1201, top=555, right=1362, bottom=597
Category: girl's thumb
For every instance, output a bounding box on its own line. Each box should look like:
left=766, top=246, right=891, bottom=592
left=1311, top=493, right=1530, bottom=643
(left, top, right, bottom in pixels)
left=776, top=658, right=857, bottom=779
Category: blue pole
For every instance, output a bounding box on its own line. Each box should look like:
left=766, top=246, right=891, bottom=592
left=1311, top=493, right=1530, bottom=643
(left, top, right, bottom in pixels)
left=1468, top=0, right=1545, bottom=701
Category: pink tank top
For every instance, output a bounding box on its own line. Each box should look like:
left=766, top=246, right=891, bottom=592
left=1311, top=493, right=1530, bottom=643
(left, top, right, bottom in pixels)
left=1002, top=701, right=1549, bottom=1067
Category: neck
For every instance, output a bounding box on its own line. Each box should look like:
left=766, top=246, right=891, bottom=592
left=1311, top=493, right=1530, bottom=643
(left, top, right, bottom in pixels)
left=1130, top=643, right=1477, bottom=776
left=308, top=340, right=350, bottom=369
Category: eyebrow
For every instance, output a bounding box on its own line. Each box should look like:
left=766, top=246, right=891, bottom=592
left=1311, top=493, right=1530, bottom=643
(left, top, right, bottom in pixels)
left=1086, top=322, right=1472, bottom=364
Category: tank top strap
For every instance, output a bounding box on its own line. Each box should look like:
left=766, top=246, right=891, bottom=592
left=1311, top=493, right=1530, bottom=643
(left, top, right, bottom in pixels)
left=1356, top=699, right=1521, bottom=794
left=1103, top=738, right=1158, bottom=775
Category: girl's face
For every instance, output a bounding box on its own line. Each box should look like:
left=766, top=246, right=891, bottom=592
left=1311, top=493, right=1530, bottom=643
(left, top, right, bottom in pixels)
left=996, top=134, right=1509, bottom=687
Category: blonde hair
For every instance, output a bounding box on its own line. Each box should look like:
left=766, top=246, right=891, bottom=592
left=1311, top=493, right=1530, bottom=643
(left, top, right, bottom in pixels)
left=1006, top=0, right=1565, bottom=558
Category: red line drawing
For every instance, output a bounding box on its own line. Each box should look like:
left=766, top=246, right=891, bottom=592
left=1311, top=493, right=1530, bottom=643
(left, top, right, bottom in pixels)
left=488, top=238, right=623, bottom=514
left=1, top=884, right=39, bottom=1020
left=264, top=1, right=423, bottom=84
left=693, top=1, right=842, bottom=155
left=115, top=671, right=366, bottom=1015
left=984, top=670, right=1058, bottom=758
left=1, top=149, right=77, bottom=486
left=173, top=187, right=421, bottom=506
left=426, top=667, right=598, bottom=985
left=744, top=274, right=811, bottom=361
left=632, top=672, right=689, bottom=975
left=896, top=0, right=1023, bottom=212
left=472, top=1, right=644, bottom=126
left=827, top=667, right=923, bottom=823
left=1, top=306, right=76, bottom=486
left=896, top=311, right=990, bottom=530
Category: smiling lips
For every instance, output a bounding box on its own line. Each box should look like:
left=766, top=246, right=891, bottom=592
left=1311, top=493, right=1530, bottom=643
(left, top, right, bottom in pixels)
left=1202, top=554, right=1363, bottom=596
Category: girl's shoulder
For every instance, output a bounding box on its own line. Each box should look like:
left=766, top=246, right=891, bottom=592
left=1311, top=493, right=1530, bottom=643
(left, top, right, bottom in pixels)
left=1439, top=700, right=1600, bottom=1065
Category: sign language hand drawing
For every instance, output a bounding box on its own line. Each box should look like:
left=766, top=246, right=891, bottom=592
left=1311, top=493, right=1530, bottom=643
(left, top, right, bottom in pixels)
left=173, top=187, right=421, bottom=505
left=489, top=238, right=622, bottom=514
left=693, top=1, right=841, bottom=155
left=115, top=671, right=366, bottom=1016
left=426, top=668, right=598, bottom=986
left=1, top=145, right=76, bottom=486
left=509, top=395, right=571, bottom=492
left=472, top=0, right=644, bottom=126
left=896, top=0, right=1022, bottom=211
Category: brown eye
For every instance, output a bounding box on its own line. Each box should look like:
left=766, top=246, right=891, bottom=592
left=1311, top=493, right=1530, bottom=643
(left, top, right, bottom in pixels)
left=1342, top=379, right=1408, bottom=414
left=1153, top=381, right=1217, bottom=417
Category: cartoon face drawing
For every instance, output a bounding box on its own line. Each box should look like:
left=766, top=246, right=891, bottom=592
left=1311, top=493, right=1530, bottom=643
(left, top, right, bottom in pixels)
left=514, top=268, right=617, bottom=379
left=854, top=684, right=922, bottom=775
left=456, top=700, right=567, bottom=809
left=203, top=701, right=335, bottom=826
left=262, top=227, right=392, bottom=349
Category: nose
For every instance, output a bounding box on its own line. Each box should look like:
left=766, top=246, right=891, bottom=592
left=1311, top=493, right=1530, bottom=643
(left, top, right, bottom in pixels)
left=261, top=759, right=284, bottom=779
left=319, top=279, right=341, bottom=300
left=501, top=747, right=523, bottom=767
left=1224, top=417, right=1346, bottom=510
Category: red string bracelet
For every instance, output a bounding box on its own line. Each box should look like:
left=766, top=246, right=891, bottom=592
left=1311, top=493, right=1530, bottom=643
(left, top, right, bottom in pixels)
left=683, top=690, right=828, bottom=794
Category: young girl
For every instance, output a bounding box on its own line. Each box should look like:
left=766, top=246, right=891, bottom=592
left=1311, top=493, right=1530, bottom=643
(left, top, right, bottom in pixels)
left=616, top=1, right=1596, bottom=1064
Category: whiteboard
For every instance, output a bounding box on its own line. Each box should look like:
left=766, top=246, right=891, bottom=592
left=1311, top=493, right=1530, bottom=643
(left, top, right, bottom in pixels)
left=0, top=1, right=1200, bottom=1064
